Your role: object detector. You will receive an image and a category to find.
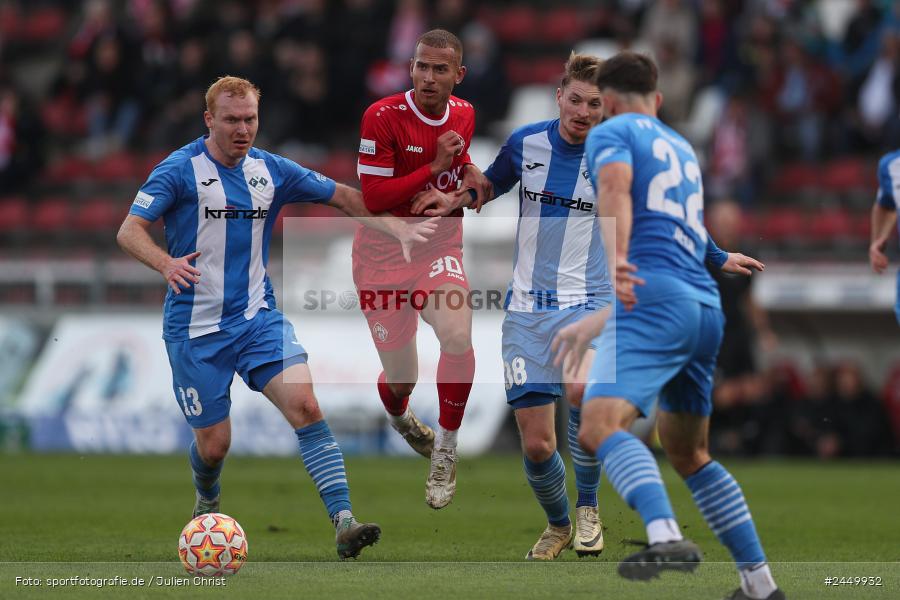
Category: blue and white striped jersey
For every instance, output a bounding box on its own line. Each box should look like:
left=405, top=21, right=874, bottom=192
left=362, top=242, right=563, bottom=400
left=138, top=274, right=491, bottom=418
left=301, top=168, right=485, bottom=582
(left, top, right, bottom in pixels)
left=586, top=114, right=720, bottom=308
left=876, top=149, right=900, bottom=231
left=484, top=119, right=612, bottom=312
left=129, top=137, right=335, bottom=341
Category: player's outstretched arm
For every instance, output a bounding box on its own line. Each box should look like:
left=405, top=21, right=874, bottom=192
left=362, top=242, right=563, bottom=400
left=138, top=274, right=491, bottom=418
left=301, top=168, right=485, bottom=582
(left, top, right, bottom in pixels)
left=870, top=203, right=897, bottom=274
left=327, top=183, right=440, bottom=262
left=706, top=234, right=765, bottom=275
left=116, top=214, right=201, bottom=295
left=719, top=252, right=765, bottom=276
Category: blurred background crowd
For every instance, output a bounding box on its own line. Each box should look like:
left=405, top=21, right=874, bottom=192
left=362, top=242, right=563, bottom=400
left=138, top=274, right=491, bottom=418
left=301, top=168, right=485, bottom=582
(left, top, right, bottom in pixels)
left=0, top=0, right=898, bottom=457
left=5, top=0, right=900, bottom=198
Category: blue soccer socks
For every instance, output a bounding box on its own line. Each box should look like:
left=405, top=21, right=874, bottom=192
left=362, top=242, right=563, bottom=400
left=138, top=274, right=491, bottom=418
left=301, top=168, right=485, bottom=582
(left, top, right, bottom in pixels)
left=686, top=461, right=766, bottom=568
left=597, top=431, right=676, bottom=528
left=295, top=420, right=352, bottom=519
left=568, top=406, right=601, bottom=508
left=524, top=452, right=571, bottom=527
left=189, top=440, right=222, bottom=500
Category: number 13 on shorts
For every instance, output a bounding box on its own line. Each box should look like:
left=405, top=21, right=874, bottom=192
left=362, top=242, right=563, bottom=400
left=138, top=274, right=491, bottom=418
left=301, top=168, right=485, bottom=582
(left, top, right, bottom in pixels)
left=178, top=386, right=202, bottom=417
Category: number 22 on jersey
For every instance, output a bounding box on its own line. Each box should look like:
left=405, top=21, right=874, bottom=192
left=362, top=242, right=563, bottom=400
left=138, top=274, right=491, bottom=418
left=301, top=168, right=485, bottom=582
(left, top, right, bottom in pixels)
left=644, top=132, right=707, bottom=244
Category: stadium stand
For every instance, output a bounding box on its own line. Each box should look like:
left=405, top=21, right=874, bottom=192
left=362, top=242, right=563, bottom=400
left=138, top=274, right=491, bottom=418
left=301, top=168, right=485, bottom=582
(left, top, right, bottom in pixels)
left=0, top=0, right=896, bottom=457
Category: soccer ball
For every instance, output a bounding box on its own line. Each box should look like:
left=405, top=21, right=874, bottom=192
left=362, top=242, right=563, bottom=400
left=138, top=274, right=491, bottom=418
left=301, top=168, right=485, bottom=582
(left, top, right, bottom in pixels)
left=178, top=513, right=248, bottom=576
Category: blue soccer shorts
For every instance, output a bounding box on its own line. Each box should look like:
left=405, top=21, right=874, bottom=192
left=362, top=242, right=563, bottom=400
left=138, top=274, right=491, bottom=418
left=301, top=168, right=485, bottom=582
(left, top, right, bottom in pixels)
left=502, top=306, right=602, bottom=409
left=584, top=299, right=724, bottom=417
left=164, top=308, right=308, bottom=429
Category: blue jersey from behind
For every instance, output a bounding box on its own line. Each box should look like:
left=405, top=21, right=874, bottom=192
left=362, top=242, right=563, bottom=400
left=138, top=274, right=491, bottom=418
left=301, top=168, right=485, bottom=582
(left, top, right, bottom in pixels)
left=484, top=119, right=612, bottom=312
left=586, top=114, right=720, bottom=308
left=129, top=137, right=336, bottom=341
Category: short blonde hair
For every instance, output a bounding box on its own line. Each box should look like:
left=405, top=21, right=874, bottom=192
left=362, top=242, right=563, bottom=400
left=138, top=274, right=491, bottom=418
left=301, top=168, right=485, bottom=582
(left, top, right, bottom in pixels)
left=561, top=52, right=603, bottom=89
left=205, top=76, right=261, bottom=115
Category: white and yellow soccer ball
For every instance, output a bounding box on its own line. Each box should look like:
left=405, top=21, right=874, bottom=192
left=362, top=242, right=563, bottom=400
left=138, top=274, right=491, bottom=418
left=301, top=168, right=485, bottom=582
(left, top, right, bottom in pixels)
left=178, top=513, right=248, bottom=576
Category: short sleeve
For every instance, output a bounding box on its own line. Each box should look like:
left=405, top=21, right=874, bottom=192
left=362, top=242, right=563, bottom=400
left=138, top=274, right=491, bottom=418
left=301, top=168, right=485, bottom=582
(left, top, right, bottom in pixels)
left=129, top=156, right=182, bottom=221
left=484, top=133, right=521, bottom=198
left=876, top=155, right=897, bottom=210
left=270, top=154, right=336, bottom=205
left=586, top=120, right=633, bottom=186
left=357, top=103, right=396, bottom=178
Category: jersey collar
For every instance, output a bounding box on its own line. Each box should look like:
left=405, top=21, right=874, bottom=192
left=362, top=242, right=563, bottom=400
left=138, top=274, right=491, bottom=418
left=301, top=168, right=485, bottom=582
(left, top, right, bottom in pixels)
left=200, top=135, right=249, bottom=170
left=549, top=120, right=585, bottom=155
left=405, top=89, right=450, bottom=126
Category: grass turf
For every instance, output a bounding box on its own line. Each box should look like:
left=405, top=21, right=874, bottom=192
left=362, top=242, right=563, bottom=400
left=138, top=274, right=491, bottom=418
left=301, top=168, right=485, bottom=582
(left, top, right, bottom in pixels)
left=1, top=454, right=898, bottom=599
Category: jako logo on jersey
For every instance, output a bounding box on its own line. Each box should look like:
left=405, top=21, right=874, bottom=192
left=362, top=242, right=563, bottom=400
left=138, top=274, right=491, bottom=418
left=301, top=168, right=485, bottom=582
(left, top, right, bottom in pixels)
left=523, top=187, right=594, bottom=212
left=248, top=176, right=268, bottom=191
left=359, top=138, right=376, bottom=155
left=133, top=191, right=154, bottom=209
left=205, top=206, right=269, bottom=219
left=405, top=145, right=424, bottom=153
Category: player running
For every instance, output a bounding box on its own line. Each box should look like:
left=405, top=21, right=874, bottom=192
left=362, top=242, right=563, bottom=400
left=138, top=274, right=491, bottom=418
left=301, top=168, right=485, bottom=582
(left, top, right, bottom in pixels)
left=117, top=76, right=435, bottom=560
left=870, top=149, right=900, bottom=325
left=552, top=52, right=785, bottom=599
left=354, top=29, right=487, bottom=509
left=461, top=53, right=611, bottom=560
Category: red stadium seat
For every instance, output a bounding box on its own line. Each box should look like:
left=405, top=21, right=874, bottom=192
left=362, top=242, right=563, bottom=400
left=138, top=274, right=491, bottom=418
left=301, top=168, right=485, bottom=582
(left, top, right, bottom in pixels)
left=543, top=8, right=588, bottom=43
left=490, top=6, right=538, bottom=43
left=738, top=210, right=760, bottom=241
left=320, top=152, right=357, bottom=185
left=92, top=151, right=138, bottom=182
left=21, top=7, right=66, bottom=41
left=758, top=207, right=807, bottom=243
left=45, top=155, right=93, bottom=184
left=820, top=157, right=877, bottom=194
left=505, top=57, right=566, bottom=86
left=807, top=208, right=852, bottom=241
left=32, top=198, right=71, bottom=234
left=138, top=151, right=171, bottom=179
left=0, top=3, right=20, bottom=38
left=73, top=198, right=122, bottom=233
left=770, top=163, right=819, bottom=195
left=851, top=210, right=871, bottom=240
left=0, top=196, right=28, bottom=233
left=41, top=97, right=88, bottom=137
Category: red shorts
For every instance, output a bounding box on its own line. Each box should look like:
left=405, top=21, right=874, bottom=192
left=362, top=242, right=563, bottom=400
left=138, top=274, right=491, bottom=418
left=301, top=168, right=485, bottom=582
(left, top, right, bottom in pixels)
left=352, top=246, right=470, bottom=351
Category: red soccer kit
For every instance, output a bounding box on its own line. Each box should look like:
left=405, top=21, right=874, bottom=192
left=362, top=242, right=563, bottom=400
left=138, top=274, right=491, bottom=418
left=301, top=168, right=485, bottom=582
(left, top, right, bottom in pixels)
left=353, top=89, right=476, bottom=351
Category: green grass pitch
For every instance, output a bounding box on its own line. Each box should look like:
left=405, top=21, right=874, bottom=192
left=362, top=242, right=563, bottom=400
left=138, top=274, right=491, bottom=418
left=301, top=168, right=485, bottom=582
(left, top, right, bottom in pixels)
left=1, top=454, right=897, bottom=599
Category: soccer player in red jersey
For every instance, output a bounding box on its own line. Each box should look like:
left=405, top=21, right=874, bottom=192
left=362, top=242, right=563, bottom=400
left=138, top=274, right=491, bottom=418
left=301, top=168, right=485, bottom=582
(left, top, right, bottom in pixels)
left=353, top=29, right=486, bottom=509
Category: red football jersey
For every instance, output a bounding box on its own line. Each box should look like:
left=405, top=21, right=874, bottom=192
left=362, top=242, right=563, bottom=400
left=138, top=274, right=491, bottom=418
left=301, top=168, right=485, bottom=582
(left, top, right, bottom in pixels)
left=354, top=89, right=476, bottom=269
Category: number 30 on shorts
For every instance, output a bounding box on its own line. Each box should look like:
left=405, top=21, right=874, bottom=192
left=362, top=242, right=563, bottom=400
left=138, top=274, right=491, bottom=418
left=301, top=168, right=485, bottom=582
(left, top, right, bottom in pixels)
left=428, top=255, right=463, bottom=278
left=504, top=356, right=528, bottom=390
left=178, top=386, right=202, bottom=417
